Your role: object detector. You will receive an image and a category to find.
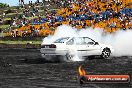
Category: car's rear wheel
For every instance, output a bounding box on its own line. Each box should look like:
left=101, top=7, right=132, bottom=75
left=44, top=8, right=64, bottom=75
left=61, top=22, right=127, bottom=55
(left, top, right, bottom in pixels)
left=65, top=53, right=74, bottom=62
left=101, top=48, right=111, bottom=59
left=41, top=54, right=60, bottom=62
left=65, top=53, right=84, bottom=62
left=42, top=55, right=52, bottom=61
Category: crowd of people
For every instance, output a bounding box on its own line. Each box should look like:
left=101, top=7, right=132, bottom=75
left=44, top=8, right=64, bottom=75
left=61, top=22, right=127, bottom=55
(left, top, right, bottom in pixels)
left=4, top=0, right=132, bottom=37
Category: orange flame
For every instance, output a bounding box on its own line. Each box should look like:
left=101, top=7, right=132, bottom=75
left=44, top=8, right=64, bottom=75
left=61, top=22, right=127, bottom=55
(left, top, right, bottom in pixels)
left=78, top=66, right=86, bottom=76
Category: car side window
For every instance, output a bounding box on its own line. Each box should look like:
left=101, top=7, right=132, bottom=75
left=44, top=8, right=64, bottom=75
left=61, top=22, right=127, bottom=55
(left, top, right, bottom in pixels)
left=84, top=38, right=95, bottom=45
left=66, top=38, right=74, bottom=45
left=75, top=37, right=86, bottom=45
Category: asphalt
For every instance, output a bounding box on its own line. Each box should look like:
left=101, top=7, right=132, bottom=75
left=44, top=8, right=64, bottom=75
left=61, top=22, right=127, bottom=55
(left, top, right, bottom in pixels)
left=0, top=49, right=132, bottom=88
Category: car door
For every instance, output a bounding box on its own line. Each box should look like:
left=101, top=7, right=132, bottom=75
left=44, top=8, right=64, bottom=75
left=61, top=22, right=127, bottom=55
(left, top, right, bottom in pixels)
left=74, top=37, right=88, bottom=56
left=84, top=37, right=101, bottom=56
left=66, top=37, right=85, bottom=56
left=66, top=38, right=76, bottom=55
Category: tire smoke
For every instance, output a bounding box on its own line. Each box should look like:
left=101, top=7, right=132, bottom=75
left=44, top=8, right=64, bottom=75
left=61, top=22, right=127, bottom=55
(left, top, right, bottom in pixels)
left=42, top=25, right=132, bottom=56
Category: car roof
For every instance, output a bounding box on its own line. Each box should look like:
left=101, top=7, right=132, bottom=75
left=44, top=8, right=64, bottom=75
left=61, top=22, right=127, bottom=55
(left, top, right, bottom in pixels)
left=64, top=36, right=95, bottom=41
left=62, top=36, right=91, bottom=38
left=71, top=37, right=96, bottom=42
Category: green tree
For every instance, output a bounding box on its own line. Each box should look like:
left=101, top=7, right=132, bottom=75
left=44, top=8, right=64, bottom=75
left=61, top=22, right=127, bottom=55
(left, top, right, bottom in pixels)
left=0, top=3, right=9, bottom=8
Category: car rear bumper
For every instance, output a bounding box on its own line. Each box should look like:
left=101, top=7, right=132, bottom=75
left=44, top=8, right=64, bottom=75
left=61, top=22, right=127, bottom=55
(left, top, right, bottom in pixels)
left=40, top=48, right=67, bottom=55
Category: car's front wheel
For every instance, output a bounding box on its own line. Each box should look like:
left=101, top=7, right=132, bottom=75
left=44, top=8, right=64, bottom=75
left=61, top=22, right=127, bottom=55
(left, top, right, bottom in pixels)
left=101, top=48, right=111, bottom=59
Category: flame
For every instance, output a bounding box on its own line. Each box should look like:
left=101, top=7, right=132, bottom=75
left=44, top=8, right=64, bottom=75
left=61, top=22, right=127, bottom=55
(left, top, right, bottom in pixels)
left=78, top=66, right=86, bottom=76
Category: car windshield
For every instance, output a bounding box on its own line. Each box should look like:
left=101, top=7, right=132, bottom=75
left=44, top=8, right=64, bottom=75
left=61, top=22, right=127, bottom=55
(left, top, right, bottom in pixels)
left=54, top=37, right=70, bottom=43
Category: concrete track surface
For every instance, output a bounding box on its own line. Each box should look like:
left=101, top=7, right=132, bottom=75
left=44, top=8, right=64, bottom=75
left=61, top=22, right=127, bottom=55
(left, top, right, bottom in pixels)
left=0, top=49, right=132, bottom=88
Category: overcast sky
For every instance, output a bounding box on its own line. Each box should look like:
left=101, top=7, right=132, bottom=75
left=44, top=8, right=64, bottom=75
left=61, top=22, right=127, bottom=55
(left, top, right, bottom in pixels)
left=0, top=0, right=42, bottom=6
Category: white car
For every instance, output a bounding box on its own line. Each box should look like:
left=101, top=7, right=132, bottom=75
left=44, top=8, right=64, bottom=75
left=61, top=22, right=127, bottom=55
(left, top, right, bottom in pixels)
left=40, top=37, right=114, bottom=61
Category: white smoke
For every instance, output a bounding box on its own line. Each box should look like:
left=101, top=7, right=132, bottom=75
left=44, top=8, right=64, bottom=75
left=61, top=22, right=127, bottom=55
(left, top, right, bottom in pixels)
left=104, top=30, right=132, bottom=56
left=42, top=25, right=132, bottom=56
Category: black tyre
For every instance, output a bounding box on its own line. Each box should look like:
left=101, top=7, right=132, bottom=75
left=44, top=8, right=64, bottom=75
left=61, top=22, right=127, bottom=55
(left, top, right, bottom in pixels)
left=64, top=53, right=74, bottom=62
left=101, top=48, right=111, bottom=59
left=66, top=53, right=73, bottom=60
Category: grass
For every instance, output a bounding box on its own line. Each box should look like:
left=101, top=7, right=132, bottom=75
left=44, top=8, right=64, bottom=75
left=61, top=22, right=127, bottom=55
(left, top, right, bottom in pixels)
left=6, top=13, right=16, bottom=16
left=0, top=24, right=10, bottom=29
left=0, top=40, right=42, bottom=44
left=26, top=16, right=38, bottom=20
left=38, top=10, right=44, bottom=12
left=26, top=15, right=46, bottom=20
left=4, top=18, right=11, bottom=21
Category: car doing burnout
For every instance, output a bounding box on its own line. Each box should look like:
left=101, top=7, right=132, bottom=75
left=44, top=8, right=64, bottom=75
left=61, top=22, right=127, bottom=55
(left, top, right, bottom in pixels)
left=40, top=37, right=114, bottom=61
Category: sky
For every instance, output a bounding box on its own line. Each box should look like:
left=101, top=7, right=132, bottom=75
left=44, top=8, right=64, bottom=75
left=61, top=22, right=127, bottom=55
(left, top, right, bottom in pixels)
left=0, top=0, right=42, bottom=6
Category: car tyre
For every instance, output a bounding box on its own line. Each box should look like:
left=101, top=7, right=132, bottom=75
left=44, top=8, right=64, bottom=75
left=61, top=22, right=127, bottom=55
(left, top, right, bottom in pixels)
left=101, top=48, right=111, bottom=59
left=65, top=53, right=74, bottom=62
left=41, top=54, right=59, bottom=62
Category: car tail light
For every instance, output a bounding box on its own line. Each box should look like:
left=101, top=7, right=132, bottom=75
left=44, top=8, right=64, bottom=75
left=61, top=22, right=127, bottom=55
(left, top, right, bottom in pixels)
left=41, top=45, right=45, bottom=48
left=49, top=44, right=56, bottom=48
left=41, top=44, right=56, bottom=48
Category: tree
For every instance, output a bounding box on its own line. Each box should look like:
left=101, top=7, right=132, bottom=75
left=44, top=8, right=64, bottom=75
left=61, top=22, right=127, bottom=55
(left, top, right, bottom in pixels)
left=0, top=3, right=9, bottom=8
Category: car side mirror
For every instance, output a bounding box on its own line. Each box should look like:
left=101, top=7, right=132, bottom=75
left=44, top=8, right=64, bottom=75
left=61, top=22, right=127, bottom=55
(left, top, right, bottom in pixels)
left=95, top=42, right=99, bottom=45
